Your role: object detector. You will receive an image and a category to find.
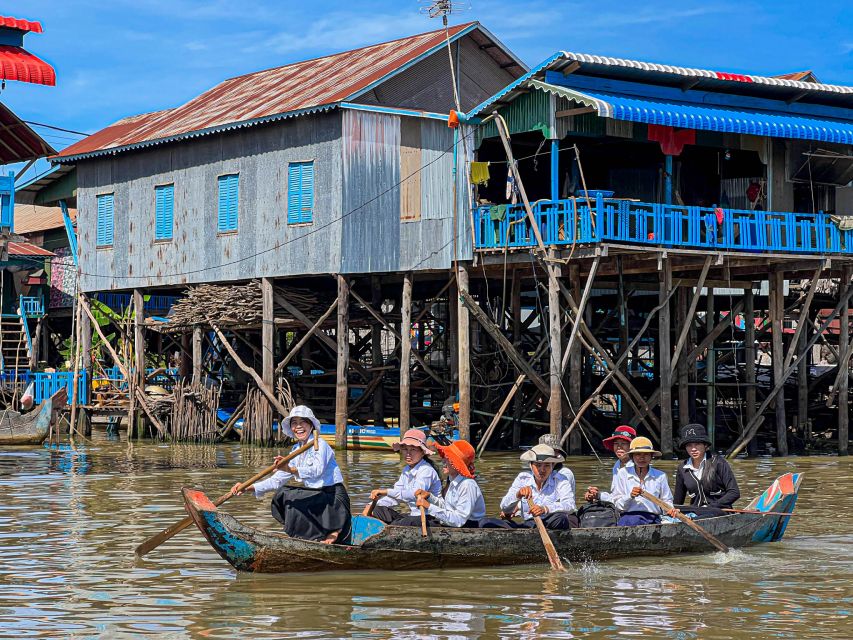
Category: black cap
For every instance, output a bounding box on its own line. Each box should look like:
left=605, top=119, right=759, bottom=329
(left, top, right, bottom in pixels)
left=678, top=423, right=712, bottom=447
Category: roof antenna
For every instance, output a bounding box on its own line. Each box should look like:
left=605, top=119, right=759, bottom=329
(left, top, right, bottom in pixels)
left=419, top=1, right=464, bottom=27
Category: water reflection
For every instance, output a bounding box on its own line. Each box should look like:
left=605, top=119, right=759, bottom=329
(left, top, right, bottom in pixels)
left=0, top=437, right=850, bottom=638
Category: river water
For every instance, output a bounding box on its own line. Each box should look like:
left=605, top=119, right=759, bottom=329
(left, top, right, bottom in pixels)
left=0, top=434, right=849, bottom=639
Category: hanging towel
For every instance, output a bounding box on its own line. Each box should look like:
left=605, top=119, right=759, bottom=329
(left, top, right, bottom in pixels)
left=490, top=204, right=507, bottom=222
left=506, top=161, right=519, bottom=204
left=470, top=162, right=490, bottom=186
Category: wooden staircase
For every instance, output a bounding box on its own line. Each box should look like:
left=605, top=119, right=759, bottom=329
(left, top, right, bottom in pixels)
left=0, top=315, right=31, bottom=372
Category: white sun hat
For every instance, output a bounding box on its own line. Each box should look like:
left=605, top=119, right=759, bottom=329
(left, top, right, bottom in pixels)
left=282, top=405, right=321, bottom=439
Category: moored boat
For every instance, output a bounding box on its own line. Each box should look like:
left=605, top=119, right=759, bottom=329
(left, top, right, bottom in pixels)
left=0, top=388, right=67, bottom=446
left=182, top=472, right=802, bottom=573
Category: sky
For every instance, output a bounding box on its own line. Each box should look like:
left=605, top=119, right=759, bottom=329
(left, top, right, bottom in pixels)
left=3, top=0, right=852, bottom=179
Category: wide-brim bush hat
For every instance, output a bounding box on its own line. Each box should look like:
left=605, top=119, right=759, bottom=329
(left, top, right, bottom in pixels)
left=628, top=436, right=661, bottom=458
left=437, top=440, right=476, bottom=478
left=679, top=423, right=713, bottom=447
left=602, top=425, right=636, bottom=451
left=520, top=443, right=564, bottom=464
left=538, top=433, right=567, bottom=458
left=392, top=428, right=434, bottom=455
left=282, top=405, right=321, bottom=439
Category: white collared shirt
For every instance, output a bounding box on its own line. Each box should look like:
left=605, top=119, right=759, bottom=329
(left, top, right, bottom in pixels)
left=500, top=469, right=577, bottom=520
left=600, top=459, right=634, bottom=503
left=253, top=437, right=344, bottom=497
left=377, top=458, right=442, bottom=516
left=686, top=458, right=706, bottom=481
left=610, top=465, right=673, bottom=514
left=427, top=474, right=486, bottom=527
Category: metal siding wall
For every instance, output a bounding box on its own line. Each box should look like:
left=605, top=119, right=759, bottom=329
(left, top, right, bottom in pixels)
left=341, top=109, right=401, bottom=273
left=457, top=36, right=517, bottom=111
left=77, top=113, right=343, bottom=292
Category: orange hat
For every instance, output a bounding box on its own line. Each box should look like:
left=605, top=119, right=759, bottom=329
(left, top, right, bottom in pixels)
left=436, top=440, right=476, bottom=478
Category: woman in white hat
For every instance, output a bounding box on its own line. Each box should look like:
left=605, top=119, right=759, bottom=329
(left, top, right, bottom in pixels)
left=481, top=443, right=578, bottom=530
left=368, top=429, right=442, bottom=524
left=230, top=405, right=350, bottom=544
left=610, top=436, right=676, bottom=526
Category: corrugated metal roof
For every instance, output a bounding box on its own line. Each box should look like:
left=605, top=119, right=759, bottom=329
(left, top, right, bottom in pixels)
left=0, top=16, right=43, bottom=33
left=775, top=70, right=819, bottom=83
left=0, top=45, right=55, bottom=86
left=14, top=203, right=76, bottom=234
left=467, top=51, right=853, bottom=119
left=56, top=22, right=514, bottom=163
left=7, top=241, right=55, bottom=257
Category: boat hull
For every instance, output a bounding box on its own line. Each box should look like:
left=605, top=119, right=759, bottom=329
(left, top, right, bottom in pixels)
left=181, top=472, right=802, bottom=574
left=0, top=389, right=64, bottom=446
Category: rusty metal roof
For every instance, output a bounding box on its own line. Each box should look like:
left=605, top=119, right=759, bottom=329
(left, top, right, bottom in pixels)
left=57, top=22, right=519, bottom=163
left=14, top=203, right=76, bottom=234
left=7, top=241, right=55, bottom=257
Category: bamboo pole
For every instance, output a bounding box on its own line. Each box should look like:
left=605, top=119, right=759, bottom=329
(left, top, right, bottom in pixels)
left=400, top=273, right=413, bottom=435
left=457, top=265, right=471, bottom=440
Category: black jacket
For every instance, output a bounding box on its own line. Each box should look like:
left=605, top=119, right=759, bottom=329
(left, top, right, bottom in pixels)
left=673, top=454, right=740, bottom=509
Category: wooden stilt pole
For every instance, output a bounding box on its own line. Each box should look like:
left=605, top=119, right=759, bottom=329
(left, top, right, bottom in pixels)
left=80, top=303, right=92, bottom=429
left=371, top=275, right=385, bottom=426
left=568, top=264, right=582, bottom=454
left=547, top=250, right=563, bottom=440
left=192, top=325, right=202, bottom=384
left=770, top=271, right=788, bottom=456
left=335, top=275, right=349, bottom=450
left=69, top=301, right=82, bottom=440
left=133, top=289, right=146, bottom=438
left=511, top=272, right=523, bottom=449
left=744, top=287, right=757, bottom=438
left=457, top=264, right=471, bottom=441
left=658, top=257, right=673, bottom=455
left=400, top=273, right=413, bottom=435
left=261, top=277, right=274, bottom=389
left=797, top=307, right=810, bottom=438
left=677, top=287, right=690, bottom=426
left=706, top=288, right=716, bottom=447
left=839, top=265, right=852, bottom=456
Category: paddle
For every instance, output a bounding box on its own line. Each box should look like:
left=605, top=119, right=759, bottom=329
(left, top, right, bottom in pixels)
left=640, top=490, right=729, bottom=553
left=135, top=439, right=315, bottom=558
left=525, top=497, right=565, bottom=571
left=420, top=505, right=428, bottom=537
left=362, top=495, right=380, bottom=517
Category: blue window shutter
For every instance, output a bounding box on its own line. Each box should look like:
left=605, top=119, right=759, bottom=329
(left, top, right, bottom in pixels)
left=97, top=194, right=114, bottom=247
left=218, top=174, right=239, bottom=232
left=155, top=184, right=174, bottom=240
left=287, top=161, right=314, bottom=224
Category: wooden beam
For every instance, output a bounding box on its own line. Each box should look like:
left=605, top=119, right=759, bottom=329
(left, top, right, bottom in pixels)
left=335, top=275, right=349, bottom=450
left=770, top=271, right=788, bottom=456
left=658, top=258, right=674, bottom=455
left=568, top=264, right=582, bottom=453
left=400, top=273, right=413, bottom=435
left=476, top=374, right=525, bottom=457
left=547, top=251, right=563, bottom=439
left=727, top=280, right=853, bottom=458
left=457, top=266, right=471, bottom=440
left=686, top=299, right=745, bottom=364
left=460, top=289, right=550, bottom=397
left=745, top=288, right=757, bottom=430
left=670, top=255, right=712, bottom=371
left=275, top=299, right=337, bottom=374
left=371, top=276, right=385, bottom=425
left=840, top=265, right=852, bottom=456
left=192, top=326, right=203, bottom=384
left=262, top=277, right=274, bottom=388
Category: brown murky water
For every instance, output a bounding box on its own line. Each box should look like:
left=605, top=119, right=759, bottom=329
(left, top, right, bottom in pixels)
left=0, top=434, right=850, bottom=639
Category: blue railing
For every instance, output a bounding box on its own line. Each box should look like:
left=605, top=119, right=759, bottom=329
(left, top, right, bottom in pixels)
left=0, top=371, right=88, bottom=405
left=17, top=296, right=33, bottom=366
left=19, top=296, right=44, bottom=317
left=474, top=196, right=853, bottom=254
left=93, top=293, right=179, bottom=313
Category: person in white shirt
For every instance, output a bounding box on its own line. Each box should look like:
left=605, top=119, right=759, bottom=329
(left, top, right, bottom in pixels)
left=537, top=433, right=576, bottom=496
left=481, top=444, right=578, bottom=530
left=230, top=405, right=350, bottom=544
left=367, top=429, right=442, bottom=524
left=411, top=439, right=485, bottom=528
left=610, top=437, right=678, bottom=526
left=584, top=425, right=636, bottom=504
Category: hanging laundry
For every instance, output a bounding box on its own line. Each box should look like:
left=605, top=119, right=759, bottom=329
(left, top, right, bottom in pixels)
left=470, top=162, right=490, bottom=186
left=830, top=215, right=853, bottom=231
left=490, top=204, right=507, bottom=221
left=506, top=161, right=519, bottom=204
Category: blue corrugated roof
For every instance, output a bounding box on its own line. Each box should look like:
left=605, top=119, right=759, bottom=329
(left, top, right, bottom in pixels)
left=575, top=88, right=853, bottom=145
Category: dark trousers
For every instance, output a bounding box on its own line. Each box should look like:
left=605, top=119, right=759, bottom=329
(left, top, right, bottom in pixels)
left=617, top=511, right=661, bottom=526
left=371, top=504, right=405, bottom=524
left=479, top=511, right=578, bottom=530
left=395, top=514, right=480, bottom=528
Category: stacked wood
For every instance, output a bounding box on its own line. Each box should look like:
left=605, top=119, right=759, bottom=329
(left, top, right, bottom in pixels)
left=168, top=382, right=221, bottom=442
left=241, top=388, right=275, bottom=446
left=160, top=280, right=332, bottom=332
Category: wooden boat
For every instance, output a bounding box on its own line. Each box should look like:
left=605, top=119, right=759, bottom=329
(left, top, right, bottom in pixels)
left=182, top=472, right=802, bottom=573
left=0, top=388, right=67, bottom=446
left=318, top=424, right=459, bottom=451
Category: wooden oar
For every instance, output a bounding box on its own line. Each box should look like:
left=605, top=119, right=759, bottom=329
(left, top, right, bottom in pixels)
left=640, top=490, right=729, bottom=553
left=362, top=495, right=380, bottom=517
left=525, top=497, right=565, bottom=571
left=420, top=505, right=428, bottom=537
left=135, top=439, right=314, bottom=558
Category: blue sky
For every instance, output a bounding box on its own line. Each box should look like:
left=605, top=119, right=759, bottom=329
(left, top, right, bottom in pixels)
left=3, top=0, right=852, bottom=171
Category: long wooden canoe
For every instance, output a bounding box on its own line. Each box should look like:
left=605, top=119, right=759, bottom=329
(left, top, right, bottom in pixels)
left=182, top=472, right=802, bottom=573
left=0, top=388, right=67, bottom=446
